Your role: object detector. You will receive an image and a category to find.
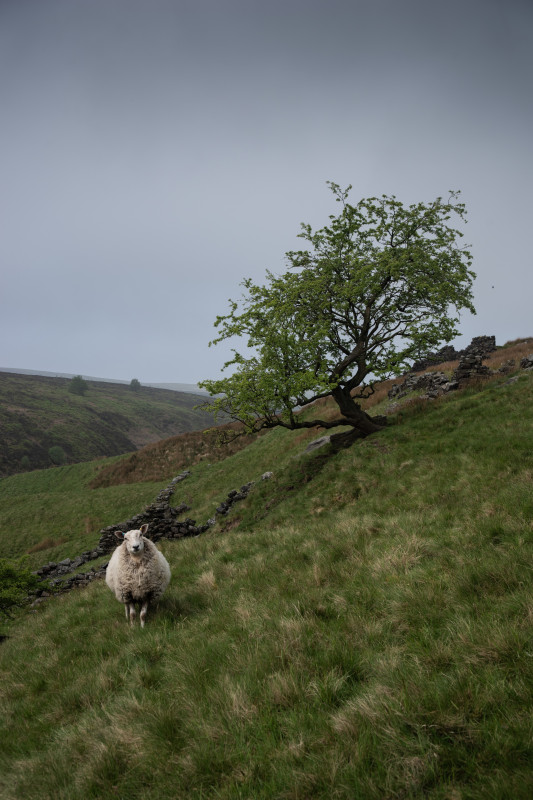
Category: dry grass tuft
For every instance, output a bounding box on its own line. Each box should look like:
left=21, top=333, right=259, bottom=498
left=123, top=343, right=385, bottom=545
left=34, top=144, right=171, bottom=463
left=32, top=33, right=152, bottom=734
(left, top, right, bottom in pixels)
left=196, top=569, right=217, bottom=594
left=220, top=676, right=258, bottom=723
left=331, top=684, right=396, bottom=735
left=268, top=671, right=299, bottom=708
left=371, top=534, right=432, bottom=577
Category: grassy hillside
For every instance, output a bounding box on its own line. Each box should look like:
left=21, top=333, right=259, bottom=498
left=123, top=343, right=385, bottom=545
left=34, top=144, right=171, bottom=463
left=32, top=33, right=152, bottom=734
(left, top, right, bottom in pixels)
left=0, top=359, right=532, bottom=798
left=88, top=337, right=533, bottom=488
left=0, top=462, right=166, bottom=568
left=0, top=371, right=215, bottom=477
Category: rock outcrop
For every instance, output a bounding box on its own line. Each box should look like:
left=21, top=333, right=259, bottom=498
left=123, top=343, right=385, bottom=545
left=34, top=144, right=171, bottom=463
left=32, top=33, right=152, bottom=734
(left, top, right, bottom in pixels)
left=390, top=338, right=532, bottom=403
left=411, top=335, right=496, bottom=372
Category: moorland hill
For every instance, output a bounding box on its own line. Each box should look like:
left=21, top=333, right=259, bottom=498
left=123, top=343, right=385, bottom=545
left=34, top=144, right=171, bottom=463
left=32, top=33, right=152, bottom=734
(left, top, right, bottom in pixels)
left=0, top=371, right=215, bottom=477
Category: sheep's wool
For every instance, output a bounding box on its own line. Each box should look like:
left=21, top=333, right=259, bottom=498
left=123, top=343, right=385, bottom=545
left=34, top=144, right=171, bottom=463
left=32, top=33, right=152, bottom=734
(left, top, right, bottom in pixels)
left=106, top=537, right=171, bottom=604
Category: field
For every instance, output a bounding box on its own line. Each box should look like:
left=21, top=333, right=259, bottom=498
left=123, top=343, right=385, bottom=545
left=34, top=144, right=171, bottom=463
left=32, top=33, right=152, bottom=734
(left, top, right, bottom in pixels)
left=1, top=354, right=532, bottom=798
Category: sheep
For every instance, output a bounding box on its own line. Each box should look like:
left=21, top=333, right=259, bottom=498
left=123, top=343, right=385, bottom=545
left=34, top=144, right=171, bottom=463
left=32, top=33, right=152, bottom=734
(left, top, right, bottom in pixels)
left=105, top=523, right=171, bottom=627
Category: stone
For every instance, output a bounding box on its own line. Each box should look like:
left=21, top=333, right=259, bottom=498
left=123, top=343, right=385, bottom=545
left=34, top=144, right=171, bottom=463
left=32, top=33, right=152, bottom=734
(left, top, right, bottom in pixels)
left=452, top=352, right=491, bottom=383
left=388, top=370, right=459, bottom=401
left=411, top=335, right=496, bottom=373
left=498, top=359, right=516, bottom=374
left=305, top=435, right=332, bottom=453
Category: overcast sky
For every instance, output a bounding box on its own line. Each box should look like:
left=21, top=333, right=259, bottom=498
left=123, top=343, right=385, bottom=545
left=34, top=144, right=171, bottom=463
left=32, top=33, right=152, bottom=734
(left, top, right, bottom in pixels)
left=1, top=0, right=532, bottom=384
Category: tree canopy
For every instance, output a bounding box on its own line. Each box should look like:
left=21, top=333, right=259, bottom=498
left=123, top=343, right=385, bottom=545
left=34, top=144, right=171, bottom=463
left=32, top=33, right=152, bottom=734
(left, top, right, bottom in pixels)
left=200, top=183, right=476, bottom=448
left=68, top=375, right=88, bottom=396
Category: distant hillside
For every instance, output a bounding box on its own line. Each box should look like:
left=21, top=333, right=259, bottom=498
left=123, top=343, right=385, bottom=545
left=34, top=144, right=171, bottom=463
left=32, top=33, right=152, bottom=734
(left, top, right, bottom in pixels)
left=0, top=368, right=206, bottom=395
left=0, top=372, right=215, bottom=477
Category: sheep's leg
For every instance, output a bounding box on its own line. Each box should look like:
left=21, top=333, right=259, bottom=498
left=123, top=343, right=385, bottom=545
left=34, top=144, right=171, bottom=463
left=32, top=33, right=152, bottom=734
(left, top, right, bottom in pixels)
left=124, top=604, right=130, bottom=622
left=140, top=600, right=149, bottom=628
left=128, top=603, right=136, bottom=626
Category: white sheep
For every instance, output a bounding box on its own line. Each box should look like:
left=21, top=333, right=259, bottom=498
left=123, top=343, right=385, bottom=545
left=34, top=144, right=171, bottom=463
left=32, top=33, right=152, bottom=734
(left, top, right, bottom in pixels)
left=105, top=524, right=171, bottom=627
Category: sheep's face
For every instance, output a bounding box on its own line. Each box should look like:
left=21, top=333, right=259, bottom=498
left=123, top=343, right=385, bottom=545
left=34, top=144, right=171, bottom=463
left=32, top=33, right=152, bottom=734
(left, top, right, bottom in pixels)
left=121, top=524, right=149, bottom=556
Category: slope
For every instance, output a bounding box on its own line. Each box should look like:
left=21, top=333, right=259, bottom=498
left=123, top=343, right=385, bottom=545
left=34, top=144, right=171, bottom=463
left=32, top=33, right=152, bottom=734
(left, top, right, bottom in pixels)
left=0, top=366, right=532, bottom=798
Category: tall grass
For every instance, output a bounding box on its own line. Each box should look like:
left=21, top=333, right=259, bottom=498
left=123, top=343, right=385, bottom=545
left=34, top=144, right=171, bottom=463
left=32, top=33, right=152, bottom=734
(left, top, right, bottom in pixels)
left=0, top=461, right=166, bottom=567
left=0, top=369, right=532, bottom=798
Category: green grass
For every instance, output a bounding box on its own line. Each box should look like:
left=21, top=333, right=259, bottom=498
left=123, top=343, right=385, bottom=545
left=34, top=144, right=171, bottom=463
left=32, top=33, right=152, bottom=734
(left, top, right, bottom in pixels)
left=0, top=461, right=167, bottom=568
left=1, top=371, right=533, bottom=798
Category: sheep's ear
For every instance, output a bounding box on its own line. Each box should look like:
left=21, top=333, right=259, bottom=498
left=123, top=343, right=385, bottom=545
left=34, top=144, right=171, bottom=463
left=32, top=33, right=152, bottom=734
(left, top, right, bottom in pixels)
left=140, top=523, right=149, bottom=536
left=114, top=530, right=125, bottom=540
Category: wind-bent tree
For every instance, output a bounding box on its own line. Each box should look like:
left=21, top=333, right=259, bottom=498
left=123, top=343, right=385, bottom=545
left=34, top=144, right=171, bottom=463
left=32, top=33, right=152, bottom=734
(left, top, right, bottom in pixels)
left=200, top=183, right=475, bottom=448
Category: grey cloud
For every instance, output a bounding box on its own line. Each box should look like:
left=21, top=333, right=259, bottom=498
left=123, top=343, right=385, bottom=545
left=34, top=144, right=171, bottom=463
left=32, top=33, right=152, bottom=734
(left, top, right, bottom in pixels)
left=1, top=0, right=532, bottom=381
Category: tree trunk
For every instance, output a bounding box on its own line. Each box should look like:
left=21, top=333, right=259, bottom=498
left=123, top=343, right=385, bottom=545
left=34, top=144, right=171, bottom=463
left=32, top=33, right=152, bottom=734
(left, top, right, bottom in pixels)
left=329, top=386, right=386, bottom=451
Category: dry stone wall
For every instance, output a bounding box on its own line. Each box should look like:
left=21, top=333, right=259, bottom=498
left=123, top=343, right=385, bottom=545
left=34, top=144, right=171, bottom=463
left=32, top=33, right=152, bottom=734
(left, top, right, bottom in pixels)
left=411, top=335, right=496, bottom=372
left=97, top=471, right=205, bottom=552
left=31, top=471, right=270, bottom=601
left=388, top=370, right=458, bottom=401
left=389, top=338, right=532, bottom=403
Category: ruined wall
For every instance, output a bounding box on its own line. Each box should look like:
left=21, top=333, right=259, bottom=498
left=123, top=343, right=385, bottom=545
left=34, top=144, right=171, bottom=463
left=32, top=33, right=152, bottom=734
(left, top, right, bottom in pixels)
left=411, top=335, right=497, bottom=372
left=31, top=472, right=262, bottom=599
